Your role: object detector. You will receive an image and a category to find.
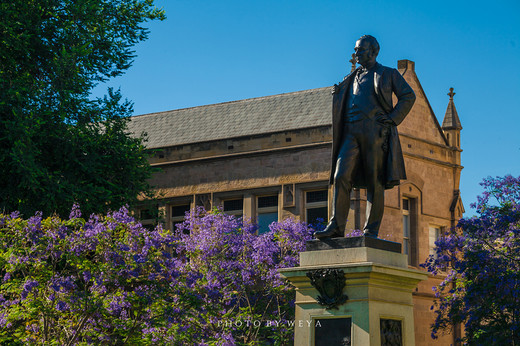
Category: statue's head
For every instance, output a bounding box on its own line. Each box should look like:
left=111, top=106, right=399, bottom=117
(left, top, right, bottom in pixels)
left=355, top=35, right=379, bottom=67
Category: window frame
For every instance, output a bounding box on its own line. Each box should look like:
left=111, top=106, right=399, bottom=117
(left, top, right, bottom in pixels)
left=256, top=194, right=279, bottom=234
left=428, top=225, right=443, bottom=257
left=222, top=197, right=244, bottom=217
left=402, top=197, right=411, bottom=261
left=170, top=203, right=191, bottom=231
left=304, top=189, right=329, bottom=224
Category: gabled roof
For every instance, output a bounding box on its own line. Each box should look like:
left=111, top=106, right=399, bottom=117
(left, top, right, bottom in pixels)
left=128, top=87, right=331, bottom=149
left=442, top=88, right=462, bottom=130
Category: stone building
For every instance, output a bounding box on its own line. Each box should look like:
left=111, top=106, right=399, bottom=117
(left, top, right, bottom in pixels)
left=128, top=59, right=463, bottom=345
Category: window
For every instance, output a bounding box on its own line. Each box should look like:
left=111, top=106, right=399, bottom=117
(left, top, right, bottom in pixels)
left=171, top=204, right=190, bottom=232
left=139, top=208, right=155, bottom=220
left=223, top=198, right=243, bottom=217
left=305, top=190, right=328, bottom=225
left=257, top=195, right=278, bottom=234
left=429, top=226, right=442, bottom=257
left=139, top=207, right=158, bottom=231
left=402, top=197, right=418, bottom=266
left=402, top=198, right=411, bottom=261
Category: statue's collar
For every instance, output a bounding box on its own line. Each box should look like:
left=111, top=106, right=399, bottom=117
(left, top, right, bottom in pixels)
left=359, top=62, right=379, bottom=73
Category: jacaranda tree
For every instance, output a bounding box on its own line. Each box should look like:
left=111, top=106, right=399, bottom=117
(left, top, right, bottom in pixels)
left=0, top=205, right=184, bottom=345
left=0, top=0, right=165, bottom=217
left=0, top=205, right=314, bottom=345
left=169, top=207, right=314, bottom=345
left=423, top=175, right=520, bottom=345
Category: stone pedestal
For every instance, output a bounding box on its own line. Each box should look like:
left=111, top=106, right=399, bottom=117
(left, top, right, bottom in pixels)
left=279, top=237, right=427, bottom=346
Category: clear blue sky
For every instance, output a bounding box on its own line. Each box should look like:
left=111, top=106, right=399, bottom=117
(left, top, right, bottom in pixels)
left=95, top=0, right=520, bottom=215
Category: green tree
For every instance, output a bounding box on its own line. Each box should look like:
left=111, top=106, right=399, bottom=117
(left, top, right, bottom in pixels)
left=0, top=0, right=165, bottom=217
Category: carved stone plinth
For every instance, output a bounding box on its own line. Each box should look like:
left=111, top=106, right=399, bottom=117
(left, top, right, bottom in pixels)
left=278, top=236, right=427, bottom=346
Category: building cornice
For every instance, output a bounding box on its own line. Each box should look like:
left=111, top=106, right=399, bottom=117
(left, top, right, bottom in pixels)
left=151, top=136, right=463, bottom=169
left=403, top=152, right=463, bottom=169
left=399, top=133, right=462, bottom=152
left=150, top=141, right=331, bottom=167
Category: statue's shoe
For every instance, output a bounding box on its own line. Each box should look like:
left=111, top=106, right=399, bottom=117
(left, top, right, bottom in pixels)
left=313, top=220, right=343, bottom=239
left=363, top=229, right=379, bottom=238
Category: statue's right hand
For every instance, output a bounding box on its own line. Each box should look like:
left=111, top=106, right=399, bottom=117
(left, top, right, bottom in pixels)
left=331, top=84, right=339, bottom=95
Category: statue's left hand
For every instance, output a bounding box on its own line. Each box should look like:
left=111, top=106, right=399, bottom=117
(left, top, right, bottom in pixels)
left=376, top=114, right=395, bottom=126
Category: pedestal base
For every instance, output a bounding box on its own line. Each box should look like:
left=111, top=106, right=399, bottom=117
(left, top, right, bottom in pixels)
left=279, top=236, right=427, bottom=346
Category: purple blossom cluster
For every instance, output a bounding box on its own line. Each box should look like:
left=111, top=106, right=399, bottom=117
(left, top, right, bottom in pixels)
left=422, top=175, right=520, bottom=344
left=170, top=207, right=314, bottom=344
left=0, top=205, right=181, bottom=344
left=0, top=204, right=315, bottom=344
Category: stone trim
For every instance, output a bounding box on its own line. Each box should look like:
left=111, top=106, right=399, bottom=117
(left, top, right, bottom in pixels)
left=150, top=141, right=332, bottom=167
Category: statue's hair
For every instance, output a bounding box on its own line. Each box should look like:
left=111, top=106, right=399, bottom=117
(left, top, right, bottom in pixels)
left=358, top=35, right=380, bottom=56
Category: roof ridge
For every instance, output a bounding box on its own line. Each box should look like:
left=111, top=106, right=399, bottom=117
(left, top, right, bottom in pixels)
left=131, top=86, right=331, bottom=119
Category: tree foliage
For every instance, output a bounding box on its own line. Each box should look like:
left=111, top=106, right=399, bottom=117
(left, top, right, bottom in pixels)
left=0, top=206, right=182, bottom=345
left=423, top=175, right=520, bottom=345
left=0, top=0, right=165, bottom=217
left=0, top=206, right=314, bottom=344
left=171, top=207, right=314, bottom=345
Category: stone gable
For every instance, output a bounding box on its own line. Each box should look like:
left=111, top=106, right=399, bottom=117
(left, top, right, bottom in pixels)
left=398, top=62, right=447, bottom=147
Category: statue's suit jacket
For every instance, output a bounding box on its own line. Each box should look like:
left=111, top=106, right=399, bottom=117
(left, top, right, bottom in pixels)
left=330, top=63, right=416, bottom=188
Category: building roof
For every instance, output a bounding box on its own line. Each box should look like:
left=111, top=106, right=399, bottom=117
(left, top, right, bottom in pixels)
left=128, top=87, right=332, bottom=149
left=442, top=87, right=462, bottom=130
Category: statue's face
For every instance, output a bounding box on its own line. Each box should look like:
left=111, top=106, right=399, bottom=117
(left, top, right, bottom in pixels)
left=354, top=39, right=375, bottom=67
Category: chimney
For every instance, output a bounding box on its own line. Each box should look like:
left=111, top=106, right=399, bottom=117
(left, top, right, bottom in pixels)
left=398, top=59, right=415, bottom=72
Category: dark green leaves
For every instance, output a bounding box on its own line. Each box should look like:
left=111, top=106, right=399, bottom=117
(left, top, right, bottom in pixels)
left=0, top=0, right=165, bottom=216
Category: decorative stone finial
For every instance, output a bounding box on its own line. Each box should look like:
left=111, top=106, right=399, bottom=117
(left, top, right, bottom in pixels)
left=442, top=87, right=462, bottom=130
left=448, top=87, right=456, bottom=100
left=349, top=53, right=357, bottom=72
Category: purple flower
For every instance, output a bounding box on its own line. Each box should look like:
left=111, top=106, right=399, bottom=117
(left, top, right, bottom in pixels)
left=69, top=203, right=82, bottom=219
left=133, top=254, right=146, bottom=264
left=0, top=313, right=7, bottom=327
left=345, top=229, right=363, bottom=237
left=21, top=279, right=39, bottom=299
left=50, top=281, right=60, bottom=292
left=56, top=301, right=68, bottom=311
left=83, top=271, right=92, bottom=282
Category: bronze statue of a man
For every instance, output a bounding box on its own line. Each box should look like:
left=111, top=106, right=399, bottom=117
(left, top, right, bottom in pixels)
left=314, top=35, right=416, bottom=239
